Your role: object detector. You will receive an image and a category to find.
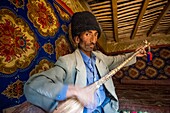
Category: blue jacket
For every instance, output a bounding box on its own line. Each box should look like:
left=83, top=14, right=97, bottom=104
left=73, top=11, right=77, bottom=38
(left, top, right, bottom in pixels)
left=24, top=49, right=136, bottom=112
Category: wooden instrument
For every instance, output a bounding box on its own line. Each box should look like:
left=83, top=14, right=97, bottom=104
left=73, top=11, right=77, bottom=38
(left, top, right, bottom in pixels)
left=54, top=40, right=150, bottom=113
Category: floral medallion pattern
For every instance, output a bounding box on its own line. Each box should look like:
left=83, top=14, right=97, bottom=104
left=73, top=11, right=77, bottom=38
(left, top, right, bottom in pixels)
left=29, top=59, right=54, bottom=76
left=54, top=3, right=70, bottom=21
left=0, top=0, right=74, bottom=110
left=55, top=35, right=72, bottom=59
left=27, top=0, right=60, bottom=37
left=0, top=8, right=39, bottom=74
left=42, top=42, right=54, bottom=55
left=9, top=0, right=25, bottom=8
left=2, top=80, right=24, bottom=99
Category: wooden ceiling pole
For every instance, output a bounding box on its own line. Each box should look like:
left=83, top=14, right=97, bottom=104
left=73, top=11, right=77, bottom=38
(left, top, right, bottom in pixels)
left=111, top=0, right=119, bottom=42
left=79, top=0, right=92, bottom=11
left=147, top=0, right=170, bottom=37
left=130, top=0, right=149, bottom=40
left=165, top=26, right=170, bottom=34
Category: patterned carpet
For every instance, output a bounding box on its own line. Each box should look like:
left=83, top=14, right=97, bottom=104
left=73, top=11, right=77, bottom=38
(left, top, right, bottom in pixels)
left=3, top=82, right=170, bottom=113
left=115, top=83, right=170, bottom=113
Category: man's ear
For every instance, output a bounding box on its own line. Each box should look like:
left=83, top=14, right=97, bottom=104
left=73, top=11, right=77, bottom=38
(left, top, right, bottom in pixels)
left=74, top=36, right=80, bottom=44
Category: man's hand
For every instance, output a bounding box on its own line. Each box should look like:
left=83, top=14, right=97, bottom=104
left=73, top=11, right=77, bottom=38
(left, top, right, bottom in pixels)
left=66, top=84, right=97, bottom=109
left=136, top=47, right=147, bottom=57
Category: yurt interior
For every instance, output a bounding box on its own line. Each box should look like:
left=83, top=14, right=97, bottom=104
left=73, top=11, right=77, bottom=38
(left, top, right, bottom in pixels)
left=0, top=0, right=170, bottom=113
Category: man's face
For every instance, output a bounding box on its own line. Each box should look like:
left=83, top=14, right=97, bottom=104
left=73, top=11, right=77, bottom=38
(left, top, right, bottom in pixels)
left=77, top=30, right=98, bottom=55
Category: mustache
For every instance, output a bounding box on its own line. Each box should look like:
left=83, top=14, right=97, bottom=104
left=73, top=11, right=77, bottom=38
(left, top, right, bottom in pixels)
left=88, top=42, right=96, bottom=46
left=91, top=42, right=95, bottom=45
left=79, top=38, right=96, bottom=46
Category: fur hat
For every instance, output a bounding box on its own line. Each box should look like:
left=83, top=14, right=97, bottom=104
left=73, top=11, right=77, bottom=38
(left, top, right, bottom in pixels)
left=71, top=11, right=101, bottom=38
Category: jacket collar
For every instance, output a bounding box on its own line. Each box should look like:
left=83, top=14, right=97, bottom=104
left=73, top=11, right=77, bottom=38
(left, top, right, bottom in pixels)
left=74, top=49, right=87, bottom=87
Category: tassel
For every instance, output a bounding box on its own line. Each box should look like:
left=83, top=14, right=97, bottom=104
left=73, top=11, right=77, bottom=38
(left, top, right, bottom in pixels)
left=132, top=111, right=137, bottom=113
left=147, top=46, right=152, bottom=62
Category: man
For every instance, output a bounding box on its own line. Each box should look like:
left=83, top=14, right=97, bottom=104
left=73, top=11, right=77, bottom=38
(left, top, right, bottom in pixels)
left=24, top=11, right=146, bottom=113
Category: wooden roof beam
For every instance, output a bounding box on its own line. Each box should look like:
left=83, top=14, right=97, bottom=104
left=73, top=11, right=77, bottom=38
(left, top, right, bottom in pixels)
left=165, top=26, right=170, bottom=34
left=79, top=0, right=92, bottom=11
left=130, top=0, right=149, bottom=40
left=147, top=0, right=170, bottom=37
left=111, top=0, right=119, bottom=42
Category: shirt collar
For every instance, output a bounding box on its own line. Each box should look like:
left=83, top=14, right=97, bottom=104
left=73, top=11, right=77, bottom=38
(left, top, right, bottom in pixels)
left=79, top=50, right=96, bottom=64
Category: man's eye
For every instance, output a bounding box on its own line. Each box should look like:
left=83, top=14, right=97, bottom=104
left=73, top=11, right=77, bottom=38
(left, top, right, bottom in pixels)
left=95, top=34, right=98, bottom=37
left=86, top=33, right=90, bottom=37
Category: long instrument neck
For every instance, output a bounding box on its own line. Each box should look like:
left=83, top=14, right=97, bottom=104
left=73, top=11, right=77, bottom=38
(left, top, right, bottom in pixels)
left=95, top=44, right=148, bottom=88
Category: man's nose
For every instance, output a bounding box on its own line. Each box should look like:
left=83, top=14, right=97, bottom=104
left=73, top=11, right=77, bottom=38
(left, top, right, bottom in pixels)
left=90, top=35, right=97, bottom=43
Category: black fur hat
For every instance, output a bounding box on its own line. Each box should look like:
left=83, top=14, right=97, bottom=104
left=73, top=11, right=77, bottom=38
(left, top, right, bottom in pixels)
left=71, top=11, right=101, bottom=38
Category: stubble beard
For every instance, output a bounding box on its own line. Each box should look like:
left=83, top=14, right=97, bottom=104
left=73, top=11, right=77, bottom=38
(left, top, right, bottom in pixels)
left=86, top=43, right=96, bottom=51
left=79, top=43, right=96, bottom=53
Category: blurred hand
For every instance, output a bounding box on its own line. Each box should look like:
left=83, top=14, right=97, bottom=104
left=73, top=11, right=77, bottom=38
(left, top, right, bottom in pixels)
left=66, top=84, right=97, bottom=109
left=76, top=84, right=97, bottom=109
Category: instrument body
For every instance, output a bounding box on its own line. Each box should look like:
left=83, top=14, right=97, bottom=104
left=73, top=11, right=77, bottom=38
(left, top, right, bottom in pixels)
left=54, top=98, right=84, bottom=113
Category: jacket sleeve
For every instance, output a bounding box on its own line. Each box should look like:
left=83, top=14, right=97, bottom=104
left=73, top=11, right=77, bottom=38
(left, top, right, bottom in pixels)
left=24, top=57, right=69, bottom=112
left=95, top=51, right=136, bottom=70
